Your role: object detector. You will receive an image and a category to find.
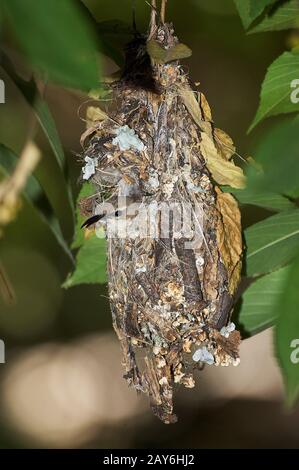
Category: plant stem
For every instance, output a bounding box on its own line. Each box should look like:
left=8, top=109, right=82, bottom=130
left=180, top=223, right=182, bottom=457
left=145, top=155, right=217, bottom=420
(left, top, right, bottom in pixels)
left=149, top=0, right=157, bottom=38
left=161, top=0, right=167, bottom=24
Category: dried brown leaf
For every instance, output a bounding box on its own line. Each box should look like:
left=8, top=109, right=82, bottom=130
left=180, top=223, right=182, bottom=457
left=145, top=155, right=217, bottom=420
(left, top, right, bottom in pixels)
left=178, top=85, right=245, bottom=188
left=86, top=106, right=108, bottom=129
left=147, top=40, right=192, bottom=64
left=199, top=92, right=213, bottom=121
left=216, top=187, right=242, bottom=294
left=214, top=128, right=236, bottom=161
left=178, top=85, right=211, bottom=135
left=200, top=132, right=246, bottom=189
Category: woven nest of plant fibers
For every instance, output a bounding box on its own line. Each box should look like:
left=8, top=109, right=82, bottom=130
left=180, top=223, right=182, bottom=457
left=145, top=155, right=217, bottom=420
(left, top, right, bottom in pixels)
left=79, top=22, right=244, bottom=423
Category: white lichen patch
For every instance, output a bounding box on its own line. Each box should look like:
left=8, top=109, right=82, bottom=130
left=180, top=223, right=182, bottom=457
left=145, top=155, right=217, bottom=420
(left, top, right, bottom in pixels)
left=233, top=357, right=241, bottom=367
left=192, top=346, right=215, bottom=365
left=182, top=164, right=204, bottom=193
left=165, top=281, right=184, bottom=303
left=157, top=357, right=166, bottom=368
left=112, top=125, right=145, bottom=152
left=159, top=377, right=168, bottom=386
left=220, top=322, right=235, bottom=338
left=135, top=266, right=147, bottom=274
left=219, top=355, right=232, bottom=367
left=181, top=374, right=195, bottom=388
left=195, top=256, right=204, bottom=269
left=148, top=173, right=160, bottom=190
left=82, top=156, right=97, bottom=180
left=174, top=364, right=185, bottom=383
left=161, top=174, right=178, bottom=199
left=187, top=182, right=205, bottom=193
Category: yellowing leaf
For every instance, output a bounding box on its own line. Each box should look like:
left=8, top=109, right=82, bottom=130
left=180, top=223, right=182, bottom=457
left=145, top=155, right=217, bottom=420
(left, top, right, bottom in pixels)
left=199, top=92, right=213, bottom=121
left=200, top=133, right=246, bottom=189
left=214, top=128, right=236, bottom=160
left=178, top=84, right=245, bottom=188
left=178, top=85, right=212, bottom=136
left=147, top=40, right=192, bottom=64
left=216, top=188, right=242, bottom=294
left=86, top=106, right=108, bottom=129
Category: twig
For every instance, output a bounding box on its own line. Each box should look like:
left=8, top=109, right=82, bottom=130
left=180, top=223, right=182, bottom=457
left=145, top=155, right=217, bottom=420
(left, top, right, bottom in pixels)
left=0, top=262, right=15, bottom=305
left=161, top=0, right=167, bottom=24
left=0, top=140, right=40, bottom=305
left=0, top=141, right=41, bottom=228
left=149, top=0, right=157, bottom=38
left=132, top=0, right=137, bottom=33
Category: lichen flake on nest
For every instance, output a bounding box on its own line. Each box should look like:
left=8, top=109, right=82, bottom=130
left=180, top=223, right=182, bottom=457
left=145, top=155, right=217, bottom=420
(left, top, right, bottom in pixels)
left=79, top=22, right=243, bottom=424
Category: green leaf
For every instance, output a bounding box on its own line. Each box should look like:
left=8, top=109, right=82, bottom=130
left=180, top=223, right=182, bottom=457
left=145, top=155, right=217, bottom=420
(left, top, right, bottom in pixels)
left=238, top=266, right=289, bottom=335
left=2, top=0, right=99, bottom=90
left=234, top=0, right=253, bottom=29
left=234, top=0, right=276, bottom=29
left=1, top=53, right=65, bottom=168
left=64, top=180, right=107, bottom=287
left=0, top=144, right=73, bottom=261
left=63, top=234, right=107, bottom=288
left=249, top=0, right=276, bottom=21
left=275, top=254, right=299, bottom=406
left=72, top=182, right=95, bottom=249
left=249, top=50, right=299, bottom=132
left=245, top=209, right=299, bottom=276
left=223, top=186, right=295, bottom=212
left=1, top=52, right=75, bottom=229
left=147, top=40, right=192, bottom=64
left=249, top=0, right=299, bottom=34
left=247, top=116, right=299, bottom=196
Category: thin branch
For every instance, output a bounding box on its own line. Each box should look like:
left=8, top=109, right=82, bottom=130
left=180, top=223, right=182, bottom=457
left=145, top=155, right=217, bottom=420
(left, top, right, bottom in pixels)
left=149, top=0, right=157, bottom=39
left=0, top=262, right=15, bottom=305
left=0, top=141, right=41, bottom=228
left=0, top=139, right=40, bottom=305
left=132, top=0, right=137, bottom=32
left=161, top=0, right=167, bottom=24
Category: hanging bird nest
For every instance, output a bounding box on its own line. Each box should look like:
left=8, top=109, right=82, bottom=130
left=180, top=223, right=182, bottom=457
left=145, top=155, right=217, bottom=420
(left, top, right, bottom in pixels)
left=79, top=3, right=244, bottom=424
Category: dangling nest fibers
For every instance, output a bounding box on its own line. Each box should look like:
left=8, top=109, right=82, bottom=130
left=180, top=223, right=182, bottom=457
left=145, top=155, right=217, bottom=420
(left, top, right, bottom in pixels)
left=80, top=20, right=244, bottom=423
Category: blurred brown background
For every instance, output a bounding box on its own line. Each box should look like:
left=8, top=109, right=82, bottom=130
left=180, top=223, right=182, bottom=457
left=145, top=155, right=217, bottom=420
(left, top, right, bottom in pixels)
left=0, top=0, right=298, bottom=449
